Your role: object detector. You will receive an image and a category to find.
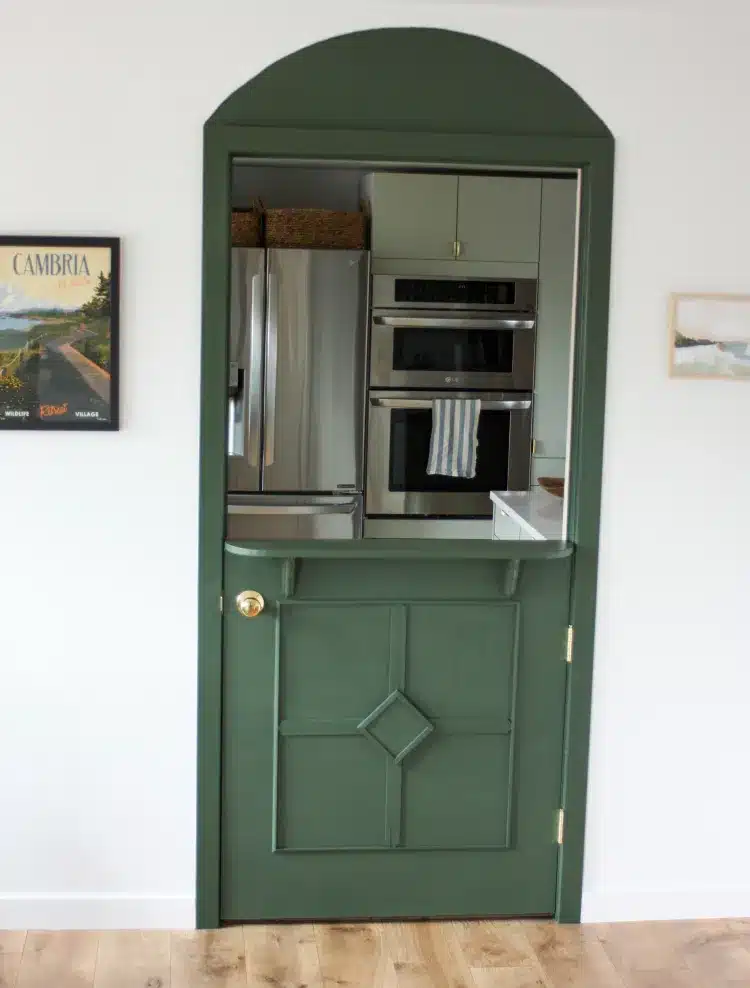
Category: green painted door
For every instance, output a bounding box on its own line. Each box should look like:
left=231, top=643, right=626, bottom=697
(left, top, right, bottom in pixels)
left=366, top=172, right=458, bottom=260
left=457, top=176, right=542, bottom=263
left=221, top=549, right=571, bottom=921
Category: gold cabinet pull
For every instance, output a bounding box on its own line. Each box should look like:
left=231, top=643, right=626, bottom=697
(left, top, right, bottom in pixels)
left=235, top=590, right=265, bottom=618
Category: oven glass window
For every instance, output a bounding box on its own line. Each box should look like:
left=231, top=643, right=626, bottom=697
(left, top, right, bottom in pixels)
left=389, top=409, right=509, bottom=493
left=393, top=327, right=514, bottom=374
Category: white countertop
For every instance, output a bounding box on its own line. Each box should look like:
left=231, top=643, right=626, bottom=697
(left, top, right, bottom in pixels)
left=490, top=489, right=565, bottom=541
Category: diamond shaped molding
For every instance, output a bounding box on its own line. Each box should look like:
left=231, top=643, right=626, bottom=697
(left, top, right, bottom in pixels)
left=358, top=690, right=434, bottom=764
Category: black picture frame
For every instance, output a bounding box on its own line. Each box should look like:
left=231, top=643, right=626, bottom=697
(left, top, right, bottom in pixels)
left=0, top=235, right=120, bottom=430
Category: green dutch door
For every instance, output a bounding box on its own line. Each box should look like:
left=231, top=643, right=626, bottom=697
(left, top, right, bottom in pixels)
left=221, top=550, right=572, bottom=921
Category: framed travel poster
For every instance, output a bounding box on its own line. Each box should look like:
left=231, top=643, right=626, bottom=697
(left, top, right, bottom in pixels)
left=0, top=236, right=120, bottom=429
left=669, top=292, right=750, bottom=380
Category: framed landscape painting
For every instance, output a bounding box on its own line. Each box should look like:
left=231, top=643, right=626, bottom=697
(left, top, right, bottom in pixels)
left=669, top=292, right=750, bottom=381
left=0, top=236, right=120, bottom=429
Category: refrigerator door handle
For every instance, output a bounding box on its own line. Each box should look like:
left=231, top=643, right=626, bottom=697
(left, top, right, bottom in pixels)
left=245, top=272, right=264, bottom=467
left=263, top=271, right=279, bottom=467
left=226, top=388, right=241, bottom=457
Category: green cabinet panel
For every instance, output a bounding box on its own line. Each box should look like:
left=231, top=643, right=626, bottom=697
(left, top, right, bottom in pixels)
left=365, top=172, right=458, bottom=260
left=533, top=177, right=578, bottom=461
left=366, top=172, right=542, bottom=263
left=221, top=551, right=571, bottom=921
left=457, top=175, right=542, bottom=263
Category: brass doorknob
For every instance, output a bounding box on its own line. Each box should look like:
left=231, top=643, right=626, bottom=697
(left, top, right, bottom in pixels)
left=235, top=590, right=265, bottom=618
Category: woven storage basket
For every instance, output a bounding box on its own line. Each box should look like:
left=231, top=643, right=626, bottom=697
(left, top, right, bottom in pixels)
left=265, top=208, right=367, bottom=249
left=538, top=476, right=565, bottom=499
left=231, top=209, right=263, bottom=247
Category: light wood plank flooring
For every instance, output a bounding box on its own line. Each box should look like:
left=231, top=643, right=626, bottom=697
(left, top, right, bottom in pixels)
left=1, top=920, right=749, bottom=987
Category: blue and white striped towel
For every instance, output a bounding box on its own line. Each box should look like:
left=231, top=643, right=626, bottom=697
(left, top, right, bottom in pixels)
left=427, top=398, right=481, bottom=479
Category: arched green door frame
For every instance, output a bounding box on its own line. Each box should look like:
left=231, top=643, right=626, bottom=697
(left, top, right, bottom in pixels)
left=197, top=29, right=614, bottom=929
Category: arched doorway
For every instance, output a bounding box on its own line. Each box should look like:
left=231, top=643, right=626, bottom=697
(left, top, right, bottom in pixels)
left=198, top=27, right=614, bottom=928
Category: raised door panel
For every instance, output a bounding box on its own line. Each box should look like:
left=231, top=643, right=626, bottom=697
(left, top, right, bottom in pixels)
left=368, top=173, right=458, bottom=260
left=277, top=603, right=392, bottom=851
left=279, top=737, right=386, bottom=849
left=274, top=600, right=517, bottom=853
left=457, top=176, right=542, bottom=263
left=401, top=602, right=517, bottom=849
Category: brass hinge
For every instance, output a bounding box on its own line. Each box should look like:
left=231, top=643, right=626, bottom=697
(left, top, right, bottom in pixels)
left=557, top=809, right=565, bottom=845
left=565, top=625, right=574, bottom=663
left=453, top=240, right=463, bottom=259
left=531, top=439, right=537, bottom=456
left=219, top=595, right=224, bottom=614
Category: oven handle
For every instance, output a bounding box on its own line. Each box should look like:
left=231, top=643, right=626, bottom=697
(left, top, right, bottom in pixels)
left=227, top=501, right=358, bottom=516
left=372, top=314, right=535, bottom=330
left=369, top=395, right=532, bottom=411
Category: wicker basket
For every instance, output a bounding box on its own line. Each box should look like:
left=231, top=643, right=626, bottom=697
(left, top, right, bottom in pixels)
left=231, top=209, right=263, bottom=247
left=538, top=477, right=565, bottom=499
left=265, top=208, right=367, bottom=249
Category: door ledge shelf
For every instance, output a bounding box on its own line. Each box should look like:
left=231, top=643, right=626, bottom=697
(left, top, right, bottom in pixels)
left=225, top=539, right=573, bottom=560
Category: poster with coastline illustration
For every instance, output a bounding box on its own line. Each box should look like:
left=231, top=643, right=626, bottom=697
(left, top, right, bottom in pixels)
left=669, top=293, right=750, bottom=380
left=0, top=236, right=119, bottom=428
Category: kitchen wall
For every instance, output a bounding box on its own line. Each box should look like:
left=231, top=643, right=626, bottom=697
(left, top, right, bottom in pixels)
left=232, top=165, right=366, bottom=211
left=1, top=0, right=749, bottom=928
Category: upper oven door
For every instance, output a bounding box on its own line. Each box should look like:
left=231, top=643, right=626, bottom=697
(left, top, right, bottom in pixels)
left=366, top=390, right=532, bottom=518
left=370, top=310, right=536, bottom=391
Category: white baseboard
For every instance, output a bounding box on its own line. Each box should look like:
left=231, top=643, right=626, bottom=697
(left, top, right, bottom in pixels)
left=0, top=897, right=195, bottom=930
left=582, top=886, right=750, bottom=923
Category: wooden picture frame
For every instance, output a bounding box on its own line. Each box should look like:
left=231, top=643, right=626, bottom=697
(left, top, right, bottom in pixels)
left=0, top=235, right=120, bottom=429
left=669, top=292, right=750, bottom=380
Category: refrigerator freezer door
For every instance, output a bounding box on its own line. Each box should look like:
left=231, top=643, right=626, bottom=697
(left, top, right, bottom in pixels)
left=226, top=495, right=363, bottom=540
left=227, top=247, right=265, bottom=493
left=263, top=249, right=367, bottom=493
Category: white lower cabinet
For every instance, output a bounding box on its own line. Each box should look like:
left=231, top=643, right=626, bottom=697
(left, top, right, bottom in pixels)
left=492, top=508, right=523, bottom=541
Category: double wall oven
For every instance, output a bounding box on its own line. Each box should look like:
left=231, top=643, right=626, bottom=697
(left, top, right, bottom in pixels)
left=365, top=275, right=537, bottom=520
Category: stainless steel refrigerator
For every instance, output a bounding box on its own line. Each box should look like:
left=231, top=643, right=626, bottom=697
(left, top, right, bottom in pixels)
left=226, top=247, right=368, bottom=539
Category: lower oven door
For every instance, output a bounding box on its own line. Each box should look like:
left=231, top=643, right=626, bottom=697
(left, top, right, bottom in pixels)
left=365, top=390, right=532, bottom=518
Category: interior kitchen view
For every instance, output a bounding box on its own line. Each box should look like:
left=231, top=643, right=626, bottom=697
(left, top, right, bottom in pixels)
left=225, top=164, right=578, bottom=543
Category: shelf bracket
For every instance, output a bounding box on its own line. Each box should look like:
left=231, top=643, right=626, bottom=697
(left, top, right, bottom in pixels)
left=280, top=557, right=298, bottom=599
left=503, top=558, right=522, bottom=597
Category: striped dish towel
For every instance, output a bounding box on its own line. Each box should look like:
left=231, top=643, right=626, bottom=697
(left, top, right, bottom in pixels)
left=427, top=398, right=481, bottom=479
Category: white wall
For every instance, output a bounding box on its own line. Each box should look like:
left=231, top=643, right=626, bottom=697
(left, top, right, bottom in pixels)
left=1, top=0, right=749, bottom=929
left=232, top=165, right=366, bottom=210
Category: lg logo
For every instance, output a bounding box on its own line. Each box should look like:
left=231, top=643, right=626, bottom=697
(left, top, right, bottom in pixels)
left=444, top=376, right=461, bottom=384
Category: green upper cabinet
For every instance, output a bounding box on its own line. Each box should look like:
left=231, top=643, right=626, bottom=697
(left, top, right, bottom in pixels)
left=456, top=176, right=542, bottom=263
left=364, top=172, right=458, bottom=260
left=365, top=172, right=542, bottom=263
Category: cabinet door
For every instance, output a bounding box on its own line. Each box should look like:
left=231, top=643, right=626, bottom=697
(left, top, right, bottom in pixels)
left=492, top=507, right=522, bottom=541
left=457, top=176, right=542, bottom=263
left=369, top=173, right=458, bottom=260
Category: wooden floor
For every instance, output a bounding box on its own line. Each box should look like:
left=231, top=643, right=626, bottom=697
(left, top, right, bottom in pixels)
left=1, top=919, right=749, bottom=987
